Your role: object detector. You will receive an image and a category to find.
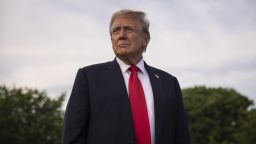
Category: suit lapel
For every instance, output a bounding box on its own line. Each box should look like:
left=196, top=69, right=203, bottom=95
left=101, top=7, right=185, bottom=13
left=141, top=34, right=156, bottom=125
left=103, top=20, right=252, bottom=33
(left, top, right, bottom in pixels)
left=105, top=59, right=135, bottom=139
left=145, top=63, right=165, bottom=144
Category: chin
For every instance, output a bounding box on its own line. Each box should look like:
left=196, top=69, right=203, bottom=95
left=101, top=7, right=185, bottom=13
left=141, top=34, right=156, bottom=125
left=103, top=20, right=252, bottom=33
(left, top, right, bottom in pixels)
left=115, top=51, right=132, bottom=58
left=116, top=52, right=128, bottom=57
left=115, top=49, right=129, bottom=55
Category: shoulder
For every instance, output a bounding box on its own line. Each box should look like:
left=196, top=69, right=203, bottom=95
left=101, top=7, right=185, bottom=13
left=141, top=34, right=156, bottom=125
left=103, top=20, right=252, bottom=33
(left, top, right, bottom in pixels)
left=145, top=64, right=178, bottom=82
left=146, top=64, right=177, bottom=80
left=79, top=61, right=112, bottom=73
left=72, top=61, right=113, bottom=80
left=146, top=64, right=182, bottom=92
left=72, top=61, right=114, bottom=83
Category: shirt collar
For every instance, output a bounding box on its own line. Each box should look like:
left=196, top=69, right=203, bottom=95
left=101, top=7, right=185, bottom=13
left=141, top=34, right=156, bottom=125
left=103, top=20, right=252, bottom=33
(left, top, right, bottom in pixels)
left=116, top=57, right=146, bottom=74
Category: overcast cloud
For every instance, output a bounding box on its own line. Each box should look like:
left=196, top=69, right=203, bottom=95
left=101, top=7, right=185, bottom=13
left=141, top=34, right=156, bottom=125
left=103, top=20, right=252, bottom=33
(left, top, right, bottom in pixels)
left=1, top=0, right=256, bottom=108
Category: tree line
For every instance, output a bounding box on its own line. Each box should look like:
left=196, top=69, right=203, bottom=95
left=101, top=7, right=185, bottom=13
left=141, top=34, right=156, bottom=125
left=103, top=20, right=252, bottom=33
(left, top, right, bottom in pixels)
left=0, top=85, right=255, bottom=144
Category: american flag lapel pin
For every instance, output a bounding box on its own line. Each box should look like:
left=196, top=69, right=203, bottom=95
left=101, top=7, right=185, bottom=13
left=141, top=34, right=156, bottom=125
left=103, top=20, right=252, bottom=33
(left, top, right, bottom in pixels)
left=155, top=74, right=159, bottom=79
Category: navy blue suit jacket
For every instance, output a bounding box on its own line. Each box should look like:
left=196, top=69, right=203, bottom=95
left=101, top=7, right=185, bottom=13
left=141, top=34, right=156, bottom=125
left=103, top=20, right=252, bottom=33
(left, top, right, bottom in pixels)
left=62, top=59, right=190, bottom=144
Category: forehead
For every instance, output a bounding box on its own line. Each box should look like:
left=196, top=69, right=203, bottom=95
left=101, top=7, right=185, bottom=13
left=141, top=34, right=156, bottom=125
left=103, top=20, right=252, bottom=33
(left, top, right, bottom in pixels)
left=111, top=16, right=141, bottom=27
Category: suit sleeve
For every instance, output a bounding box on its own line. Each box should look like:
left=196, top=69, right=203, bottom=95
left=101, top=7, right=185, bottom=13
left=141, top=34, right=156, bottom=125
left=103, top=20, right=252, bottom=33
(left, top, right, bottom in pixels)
left=62, top=69, right=90, bottom=144
left=174, top=78, right=190, bottom=144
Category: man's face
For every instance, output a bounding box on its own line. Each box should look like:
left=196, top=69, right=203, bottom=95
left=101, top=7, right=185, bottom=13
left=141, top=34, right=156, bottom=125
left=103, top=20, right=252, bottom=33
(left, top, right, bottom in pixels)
left=110, top=16, right=149, bottom=62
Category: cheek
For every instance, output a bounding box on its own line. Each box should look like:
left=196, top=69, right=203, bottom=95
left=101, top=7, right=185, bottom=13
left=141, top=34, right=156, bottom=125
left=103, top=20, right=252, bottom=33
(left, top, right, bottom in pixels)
left=111, top=39, right=117, bottom=46
left=135, top=38, right=145, bottom=47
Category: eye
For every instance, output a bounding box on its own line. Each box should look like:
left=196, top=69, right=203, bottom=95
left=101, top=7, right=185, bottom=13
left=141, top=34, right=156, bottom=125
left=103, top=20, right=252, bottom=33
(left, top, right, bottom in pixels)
left=111, top=27, right=121, bottom=35
left=125, top=27, right=134, bottom=32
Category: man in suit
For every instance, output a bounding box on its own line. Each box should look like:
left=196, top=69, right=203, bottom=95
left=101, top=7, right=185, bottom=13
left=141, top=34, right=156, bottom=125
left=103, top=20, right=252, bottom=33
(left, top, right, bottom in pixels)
left=62, top=9, right=190, bottom=144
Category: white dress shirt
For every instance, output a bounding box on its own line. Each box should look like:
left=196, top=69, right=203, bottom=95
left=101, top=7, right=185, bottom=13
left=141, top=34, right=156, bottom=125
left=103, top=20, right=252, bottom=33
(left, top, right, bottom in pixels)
left=116, top=57, right=155, bottom=144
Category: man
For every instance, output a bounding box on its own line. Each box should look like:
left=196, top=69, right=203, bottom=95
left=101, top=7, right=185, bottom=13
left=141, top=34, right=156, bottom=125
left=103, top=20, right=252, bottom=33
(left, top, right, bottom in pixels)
left=62, top=9, right=190, bottom=144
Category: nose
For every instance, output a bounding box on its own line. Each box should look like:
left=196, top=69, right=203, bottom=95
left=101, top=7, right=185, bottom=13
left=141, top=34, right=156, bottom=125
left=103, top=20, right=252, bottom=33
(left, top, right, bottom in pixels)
left=118, top=28, right=127, bottom=40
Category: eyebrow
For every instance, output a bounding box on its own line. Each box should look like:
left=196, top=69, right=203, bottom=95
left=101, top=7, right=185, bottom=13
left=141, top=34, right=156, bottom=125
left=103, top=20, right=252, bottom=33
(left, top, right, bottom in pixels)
left=110, top=25, right=136, bottom=33
left=111, top=24, right=135, bottom=28
left=112, top=25, right=134, bottom=29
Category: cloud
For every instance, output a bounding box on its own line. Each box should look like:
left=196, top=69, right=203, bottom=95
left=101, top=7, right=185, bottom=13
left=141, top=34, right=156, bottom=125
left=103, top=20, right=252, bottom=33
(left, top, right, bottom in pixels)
left=1, top=0, right=256, bottom=104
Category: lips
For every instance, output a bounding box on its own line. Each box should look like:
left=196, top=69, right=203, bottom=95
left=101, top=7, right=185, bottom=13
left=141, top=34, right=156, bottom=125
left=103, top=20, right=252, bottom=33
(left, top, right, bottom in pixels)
left=118, top=43, right=129, bottom=47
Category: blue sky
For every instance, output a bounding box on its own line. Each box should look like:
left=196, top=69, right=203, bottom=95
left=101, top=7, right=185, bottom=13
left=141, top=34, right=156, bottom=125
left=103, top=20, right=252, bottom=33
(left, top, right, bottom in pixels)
left=1, top=0, right=256, bottom=107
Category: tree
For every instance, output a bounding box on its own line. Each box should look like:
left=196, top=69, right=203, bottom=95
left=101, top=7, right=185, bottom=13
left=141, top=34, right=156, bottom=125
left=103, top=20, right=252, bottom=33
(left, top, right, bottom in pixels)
left=0, top=85, right=65, bottom=144
left=182, top=86, right=256, bottom=144
left=235, top=108, right=256, bottom=144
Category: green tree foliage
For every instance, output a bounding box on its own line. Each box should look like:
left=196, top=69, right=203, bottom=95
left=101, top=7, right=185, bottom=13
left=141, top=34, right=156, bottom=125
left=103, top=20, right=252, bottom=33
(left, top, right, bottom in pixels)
left=182, top=86, right=256, bottom=144
left=235, top=108, right=256, bottom=144
left=0, top=85, right=65, bottom=144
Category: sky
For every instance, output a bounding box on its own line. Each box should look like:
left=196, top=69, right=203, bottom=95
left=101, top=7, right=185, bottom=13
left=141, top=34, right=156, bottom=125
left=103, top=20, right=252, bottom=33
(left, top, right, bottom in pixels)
left=1, top=0, right=256, bottom=108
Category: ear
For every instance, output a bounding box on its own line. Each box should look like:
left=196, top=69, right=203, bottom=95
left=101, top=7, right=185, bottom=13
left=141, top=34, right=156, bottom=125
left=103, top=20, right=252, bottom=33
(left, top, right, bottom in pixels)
left=142, top=34, right=150, bottom=48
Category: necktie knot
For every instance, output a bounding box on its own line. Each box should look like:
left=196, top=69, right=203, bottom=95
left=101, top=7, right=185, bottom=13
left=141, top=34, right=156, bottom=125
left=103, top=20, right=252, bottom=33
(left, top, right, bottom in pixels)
left=128, top=65, right=139, bottom=74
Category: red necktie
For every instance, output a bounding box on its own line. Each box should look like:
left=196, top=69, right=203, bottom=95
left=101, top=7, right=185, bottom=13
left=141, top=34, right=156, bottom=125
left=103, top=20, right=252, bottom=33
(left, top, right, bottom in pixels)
left=128, top=66, right=151, bottom=144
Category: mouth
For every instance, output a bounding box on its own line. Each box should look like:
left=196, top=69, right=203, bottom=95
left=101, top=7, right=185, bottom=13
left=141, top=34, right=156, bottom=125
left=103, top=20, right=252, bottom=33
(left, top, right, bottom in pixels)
left=118, top=43, right=129, bottom=47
